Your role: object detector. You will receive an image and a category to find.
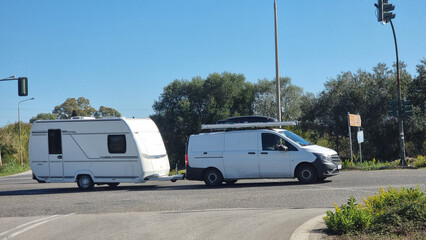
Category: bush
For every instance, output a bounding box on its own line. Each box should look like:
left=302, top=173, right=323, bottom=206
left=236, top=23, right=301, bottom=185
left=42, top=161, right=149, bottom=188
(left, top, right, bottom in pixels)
left=324, top=187, right=426, bottom=237
left=413, top=155, right=426, bottom=168
left=342, top=158, right=400, bottom=170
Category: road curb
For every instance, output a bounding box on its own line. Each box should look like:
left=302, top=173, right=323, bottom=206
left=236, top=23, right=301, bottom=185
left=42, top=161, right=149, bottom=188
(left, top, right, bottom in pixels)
left=290, top=213, right=327, bottom=240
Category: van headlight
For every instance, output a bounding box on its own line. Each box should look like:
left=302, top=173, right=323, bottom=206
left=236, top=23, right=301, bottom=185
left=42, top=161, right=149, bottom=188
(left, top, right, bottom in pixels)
left=314, top=153, right=333, bottom=163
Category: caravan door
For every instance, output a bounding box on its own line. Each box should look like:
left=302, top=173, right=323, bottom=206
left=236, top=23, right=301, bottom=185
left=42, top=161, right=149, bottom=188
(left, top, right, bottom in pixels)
left=48, top=129, right=64, bottom=181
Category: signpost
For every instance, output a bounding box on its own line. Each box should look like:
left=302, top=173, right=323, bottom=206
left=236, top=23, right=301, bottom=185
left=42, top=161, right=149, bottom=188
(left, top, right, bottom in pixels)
left=348, top=113, right=363, bottom=165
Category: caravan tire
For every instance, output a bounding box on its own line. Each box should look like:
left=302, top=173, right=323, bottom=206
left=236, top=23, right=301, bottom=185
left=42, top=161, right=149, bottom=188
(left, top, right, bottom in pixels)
left=77, top=175, right=95, bottom=190
left=203, top=168, right=223, bottom=187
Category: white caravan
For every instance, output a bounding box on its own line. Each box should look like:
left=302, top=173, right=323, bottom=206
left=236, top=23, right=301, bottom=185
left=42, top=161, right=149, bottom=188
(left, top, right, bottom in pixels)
left=30, top=117, right=181, bottom=190
left=185, top=122, right=342, bottom=186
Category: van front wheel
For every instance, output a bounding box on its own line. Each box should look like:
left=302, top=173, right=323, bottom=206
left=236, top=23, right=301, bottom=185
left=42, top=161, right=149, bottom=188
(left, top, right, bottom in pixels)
left=203, top=169, right=223, bottom=187
left=77, top=175, right=94, bottom=190
left=296, top=165, right=317, bottom=184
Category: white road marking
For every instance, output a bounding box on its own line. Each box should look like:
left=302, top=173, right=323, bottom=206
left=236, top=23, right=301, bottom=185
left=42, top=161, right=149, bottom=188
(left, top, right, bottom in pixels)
left=0, top=213, right=75, bottom=240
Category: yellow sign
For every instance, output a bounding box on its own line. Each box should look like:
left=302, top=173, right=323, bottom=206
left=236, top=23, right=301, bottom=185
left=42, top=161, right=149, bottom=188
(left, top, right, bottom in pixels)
left=349, top=114, right=361, bottom=127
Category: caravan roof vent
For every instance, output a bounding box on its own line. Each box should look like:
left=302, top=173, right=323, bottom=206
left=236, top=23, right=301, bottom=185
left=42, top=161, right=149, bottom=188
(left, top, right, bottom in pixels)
left=70, top=116, right=96, bottom=120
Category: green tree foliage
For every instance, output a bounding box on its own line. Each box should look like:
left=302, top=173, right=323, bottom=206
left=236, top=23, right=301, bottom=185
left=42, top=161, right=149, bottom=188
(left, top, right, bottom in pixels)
left=53, top=97, right=97, bottom=119
left=52, top=97, right=121, bottom=119
left=29, top=113, right=58, bottom=123
left=0, top=123, right=31, bottom=165
left=253, top=77, right=306, bottom=121
left=151, top=72, right=254, bottom=166
left=405, top=59, right=426, bottom=156
left=94, top=106, right=122, bottom=118
left=300, top=62, right=424, bottom=160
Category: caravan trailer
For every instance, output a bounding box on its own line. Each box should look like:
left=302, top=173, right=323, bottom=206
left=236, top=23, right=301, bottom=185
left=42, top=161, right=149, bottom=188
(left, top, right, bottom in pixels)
left=30, top=117, right=181, bottom=190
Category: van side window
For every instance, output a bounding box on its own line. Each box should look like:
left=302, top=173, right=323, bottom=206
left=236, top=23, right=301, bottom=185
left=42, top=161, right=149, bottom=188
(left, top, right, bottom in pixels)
left=284, top=141, right=298, bottom=151
left=108, top=135, right=126, bottom=154
left=48, top=129, right=62, bottom=154
left=262, top=133, right=284, bottom=151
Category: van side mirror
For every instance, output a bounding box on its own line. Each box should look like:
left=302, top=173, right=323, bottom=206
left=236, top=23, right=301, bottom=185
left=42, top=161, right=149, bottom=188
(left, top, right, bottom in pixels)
left=278, top=145, right=288, bottom=151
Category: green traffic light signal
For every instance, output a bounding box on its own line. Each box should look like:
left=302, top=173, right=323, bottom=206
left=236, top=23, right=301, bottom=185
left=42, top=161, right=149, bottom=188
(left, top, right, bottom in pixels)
left=402, top=100, right=413, bottom=117
left=18, top=77, right=28, bottom=96
left=375, top=0, right=396, bottom=24
left=388, top=100, right=397, bottom=117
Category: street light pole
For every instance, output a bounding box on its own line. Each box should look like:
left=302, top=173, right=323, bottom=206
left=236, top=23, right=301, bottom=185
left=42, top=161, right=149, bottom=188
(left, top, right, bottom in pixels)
left=18, top=97, right=35, bottom=165
left=389, top=19, right=406, bottom=166
left=274, top=0, right=281, bottom=121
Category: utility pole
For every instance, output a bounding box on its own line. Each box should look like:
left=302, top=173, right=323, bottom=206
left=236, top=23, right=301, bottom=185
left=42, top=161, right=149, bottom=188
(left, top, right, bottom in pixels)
left=274, top=0, right=281, bottom=121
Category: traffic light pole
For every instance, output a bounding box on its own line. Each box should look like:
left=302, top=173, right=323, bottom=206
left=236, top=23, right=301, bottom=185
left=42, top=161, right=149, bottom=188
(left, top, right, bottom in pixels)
left=389, top=19, right=407, bottom=166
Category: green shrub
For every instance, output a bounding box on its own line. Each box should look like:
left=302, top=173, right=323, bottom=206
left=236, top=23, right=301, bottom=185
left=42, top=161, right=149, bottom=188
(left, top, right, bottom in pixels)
left=324, top=196, right=372, bottom=234
left=324, top=187, right=426, bottom=237
left=413, top=155, right=426, bottom=168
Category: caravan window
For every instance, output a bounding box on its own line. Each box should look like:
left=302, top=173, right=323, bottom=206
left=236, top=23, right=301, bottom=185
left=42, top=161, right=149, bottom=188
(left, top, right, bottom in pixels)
left=108, top=135, right=126, bottom=154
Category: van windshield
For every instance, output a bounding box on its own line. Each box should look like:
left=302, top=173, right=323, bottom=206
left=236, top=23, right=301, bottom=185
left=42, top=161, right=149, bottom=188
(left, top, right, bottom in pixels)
left=278, top=130, right=312, bottom=146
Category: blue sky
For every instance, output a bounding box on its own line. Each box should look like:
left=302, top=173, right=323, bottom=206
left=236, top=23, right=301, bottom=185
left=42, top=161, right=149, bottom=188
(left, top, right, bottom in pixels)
left=1, top=0, right=425, bottom=126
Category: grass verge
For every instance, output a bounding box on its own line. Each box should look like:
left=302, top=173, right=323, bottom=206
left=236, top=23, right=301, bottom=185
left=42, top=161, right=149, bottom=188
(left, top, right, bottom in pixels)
left=0, top=161, right=30, bottom=177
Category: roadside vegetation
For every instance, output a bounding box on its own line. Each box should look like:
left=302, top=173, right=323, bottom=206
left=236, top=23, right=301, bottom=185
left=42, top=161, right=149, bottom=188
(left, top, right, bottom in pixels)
left=340, top=155, right=426, bottom=170
left=323, top=186, right=426, bottom=240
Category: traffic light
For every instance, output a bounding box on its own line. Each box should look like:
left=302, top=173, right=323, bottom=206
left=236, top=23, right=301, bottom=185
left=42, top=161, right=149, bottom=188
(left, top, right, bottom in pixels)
left=375, top=0, right=396, bottom=24
left=18, top=77, right=28, bottom=96
left=402, top=100, right=413, bottom=117
left=388, top=100, right=397, bottom=117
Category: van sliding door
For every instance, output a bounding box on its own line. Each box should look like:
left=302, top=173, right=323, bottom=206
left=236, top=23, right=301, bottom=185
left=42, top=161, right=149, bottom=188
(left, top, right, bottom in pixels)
left=48, top=129, right=64, bottom=181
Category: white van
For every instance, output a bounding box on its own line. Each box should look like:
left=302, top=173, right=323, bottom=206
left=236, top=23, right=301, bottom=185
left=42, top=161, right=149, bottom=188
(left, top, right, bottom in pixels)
left=185, top=122, right=342, bottom=186
left=30, top=117, right=181, bottom=190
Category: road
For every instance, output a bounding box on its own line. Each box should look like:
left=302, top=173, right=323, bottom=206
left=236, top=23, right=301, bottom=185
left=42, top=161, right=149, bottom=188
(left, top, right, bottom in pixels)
left=0, top=169, right=425, bottom=239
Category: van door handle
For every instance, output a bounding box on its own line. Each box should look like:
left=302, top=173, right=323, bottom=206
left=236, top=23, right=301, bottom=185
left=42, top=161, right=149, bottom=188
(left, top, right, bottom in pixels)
left=261, top=152, right=268, bottom=155
left=203, top=152, right=207, bottom=154
left=248, top=152, right=255, bottom=155
left=57, top=155, right=63, bottom=159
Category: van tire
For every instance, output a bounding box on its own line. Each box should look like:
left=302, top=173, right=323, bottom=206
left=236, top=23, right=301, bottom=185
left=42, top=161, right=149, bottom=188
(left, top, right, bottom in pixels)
left=77, top=175, right=94, bottom=190
left=296, top=164, right=317, bottom=184
left=203, top=168, right=223, bottom=187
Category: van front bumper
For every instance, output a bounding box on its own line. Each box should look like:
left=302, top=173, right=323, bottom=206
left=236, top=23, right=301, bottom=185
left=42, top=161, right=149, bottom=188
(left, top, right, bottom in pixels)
left=313, top=158, right=341, bottom=178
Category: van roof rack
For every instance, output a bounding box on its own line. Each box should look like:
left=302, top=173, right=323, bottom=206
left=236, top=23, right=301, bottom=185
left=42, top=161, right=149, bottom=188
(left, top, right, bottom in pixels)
left=201, top=121, right=298, bottom=130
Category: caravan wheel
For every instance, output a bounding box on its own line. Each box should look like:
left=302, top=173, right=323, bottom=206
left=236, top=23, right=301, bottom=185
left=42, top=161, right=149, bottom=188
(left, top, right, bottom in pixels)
left=77, top=175, right=94, bottom=190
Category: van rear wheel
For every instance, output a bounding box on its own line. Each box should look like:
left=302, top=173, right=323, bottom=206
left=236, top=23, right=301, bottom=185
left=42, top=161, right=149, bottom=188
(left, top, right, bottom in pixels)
left=203, top=168, right=223, bottom=187
left=296, top=164, right=317, bottom=184
left=77, top=175, right=94, bottom=190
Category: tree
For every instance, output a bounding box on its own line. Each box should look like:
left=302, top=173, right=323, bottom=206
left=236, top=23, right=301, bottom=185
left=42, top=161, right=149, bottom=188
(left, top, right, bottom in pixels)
left=253, top=77, right=306, bottom=121
left=52, top=97, right=121, bottom=119
left=94, top=106, right=121, bottom=118
left=29, top=113, right=58, bottom=123
left=151, top=72, right=255, bottom=167
left=300, top=62, right=418, bottom=161
left=53, top=97, right=96, bottom=119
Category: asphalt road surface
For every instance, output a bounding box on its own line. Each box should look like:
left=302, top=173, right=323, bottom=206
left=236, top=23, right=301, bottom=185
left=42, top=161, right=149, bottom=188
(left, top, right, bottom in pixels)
left=0, top=169, right=425, bottom=239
